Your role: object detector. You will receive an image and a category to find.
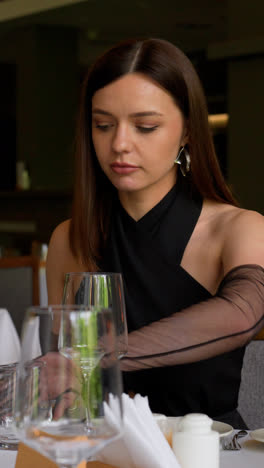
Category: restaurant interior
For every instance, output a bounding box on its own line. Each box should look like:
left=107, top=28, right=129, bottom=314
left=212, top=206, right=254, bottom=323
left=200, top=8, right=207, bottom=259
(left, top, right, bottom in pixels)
left=0, top=0, right=264, bottom=257
left=0, top=1, right=264, bottom=466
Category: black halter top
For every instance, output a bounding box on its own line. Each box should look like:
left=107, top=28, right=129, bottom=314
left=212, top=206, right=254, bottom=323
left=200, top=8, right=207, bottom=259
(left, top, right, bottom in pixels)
left=101, top=178, right=245, bottom=420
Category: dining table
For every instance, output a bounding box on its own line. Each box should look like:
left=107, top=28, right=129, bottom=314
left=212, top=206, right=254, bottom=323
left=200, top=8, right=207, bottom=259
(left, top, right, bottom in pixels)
left=1, top=431, right=264, bottom=468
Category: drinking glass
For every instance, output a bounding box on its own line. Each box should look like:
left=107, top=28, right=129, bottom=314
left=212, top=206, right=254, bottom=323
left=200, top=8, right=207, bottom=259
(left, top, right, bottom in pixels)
left=63, top=273, right=128, bottom=359
left=15, top=305, right=123, bottom=468
left=0, top=363, right=19, bottom=450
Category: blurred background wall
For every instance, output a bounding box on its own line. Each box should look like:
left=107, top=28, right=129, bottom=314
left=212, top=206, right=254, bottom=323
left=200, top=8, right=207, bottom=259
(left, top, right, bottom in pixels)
left=0, top=0, right=263, bottom=256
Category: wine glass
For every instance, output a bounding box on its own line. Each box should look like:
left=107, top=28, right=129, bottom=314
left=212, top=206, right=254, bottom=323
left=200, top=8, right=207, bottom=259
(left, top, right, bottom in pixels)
left=63, top=273, right=128, bottom=359
left=58, top=306, right=107, bottom=430
left=14, top=305, right=123, bottom=468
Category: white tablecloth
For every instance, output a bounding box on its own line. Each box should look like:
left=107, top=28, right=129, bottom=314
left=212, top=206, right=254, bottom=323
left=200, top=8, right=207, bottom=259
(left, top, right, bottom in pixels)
left=220, top=432, right=264, bottom=468
left=1, top=432, right=264, bottom=467
left=0, top=450, right=17, bottom=467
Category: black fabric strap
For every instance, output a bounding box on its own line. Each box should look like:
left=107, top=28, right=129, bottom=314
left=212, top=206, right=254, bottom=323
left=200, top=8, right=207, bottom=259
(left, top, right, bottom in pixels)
left=103, top=178, right=205, bottom=332
left=117, top=177, right=203, bottom=265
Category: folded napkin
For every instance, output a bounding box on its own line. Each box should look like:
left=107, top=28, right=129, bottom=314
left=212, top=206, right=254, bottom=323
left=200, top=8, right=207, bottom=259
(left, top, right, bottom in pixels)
left=0, top=308, right=21, bottom=364
left=95, top=393, right=181, bottom=468
left=21, top=316, right=42, bottom=361
left=0, top=309, right=42, bottom=365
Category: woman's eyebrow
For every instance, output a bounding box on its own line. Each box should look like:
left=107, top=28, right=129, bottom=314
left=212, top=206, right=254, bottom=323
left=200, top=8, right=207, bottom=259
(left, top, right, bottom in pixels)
left=130, top=111, right=163, bottom=117
left=92, top=109, right=112, bottom=116
left=92, top=108, right=163, bottom=117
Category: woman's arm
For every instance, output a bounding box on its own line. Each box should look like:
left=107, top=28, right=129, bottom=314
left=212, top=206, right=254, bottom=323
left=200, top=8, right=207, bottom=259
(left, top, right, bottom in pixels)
left=121, top=210, right=264, bottom=371
left=46, top=219, right=81, bottom=304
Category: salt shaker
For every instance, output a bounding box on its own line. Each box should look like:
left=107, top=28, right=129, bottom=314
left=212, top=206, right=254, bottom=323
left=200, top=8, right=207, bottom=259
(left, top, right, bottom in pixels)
left=172, top=413, right=219, bottom=468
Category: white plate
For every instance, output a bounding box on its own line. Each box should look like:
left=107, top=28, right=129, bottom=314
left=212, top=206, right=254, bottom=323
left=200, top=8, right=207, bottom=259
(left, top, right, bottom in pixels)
left=212, top=421, right=233, bottom=438
left=153, top=413, right=167, bottom=422
left=250, top=428, right=264, bottom=443
left=155, top=416, right=233, bottom=438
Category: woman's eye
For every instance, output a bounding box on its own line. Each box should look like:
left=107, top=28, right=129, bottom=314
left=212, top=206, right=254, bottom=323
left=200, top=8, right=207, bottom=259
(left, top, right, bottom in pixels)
left=95, top=123, right=113, bottom=131
left=136, top=125, right=159, bottom=133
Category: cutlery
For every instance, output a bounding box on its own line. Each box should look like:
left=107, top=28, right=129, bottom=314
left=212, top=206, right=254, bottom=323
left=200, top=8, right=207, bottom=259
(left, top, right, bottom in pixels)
left=223, top=430, right=248, bottom=450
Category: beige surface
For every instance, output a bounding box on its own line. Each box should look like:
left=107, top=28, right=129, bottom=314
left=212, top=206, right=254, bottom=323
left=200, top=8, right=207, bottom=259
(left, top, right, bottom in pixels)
left=6, top=432, right=264, bottom=468
left=15, top=443, right=87, bottom=468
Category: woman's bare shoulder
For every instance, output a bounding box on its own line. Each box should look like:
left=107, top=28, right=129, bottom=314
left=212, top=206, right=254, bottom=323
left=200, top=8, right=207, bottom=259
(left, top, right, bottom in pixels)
left=47, top=219, right=82, bottom=273
left=210, top=203, right=264, bottom=273
left=209, top=203, right=263, bottom=237
left=203, top=199, right=263, bottom=230
left=49, top=219, right=71, bottom=252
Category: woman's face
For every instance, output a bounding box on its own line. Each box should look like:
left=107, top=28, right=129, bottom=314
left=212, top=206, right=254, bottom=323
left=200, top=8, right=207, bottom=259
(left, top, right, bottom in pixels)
left=92, top=72, right=187, bottom=201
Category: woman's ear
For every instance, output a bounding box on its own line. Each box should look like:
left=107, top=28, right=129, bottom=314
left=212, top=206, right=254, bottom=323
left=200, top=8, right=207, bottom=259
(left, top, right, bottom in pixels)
left=181, top=121, right=189, bottom=147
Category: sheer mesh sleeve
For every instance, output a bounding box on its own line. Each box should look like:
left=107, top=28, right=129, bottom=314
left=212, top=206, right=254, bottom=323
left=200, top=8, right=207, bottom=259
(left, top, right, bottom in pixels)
left=121, top=264, right=264, bottom=371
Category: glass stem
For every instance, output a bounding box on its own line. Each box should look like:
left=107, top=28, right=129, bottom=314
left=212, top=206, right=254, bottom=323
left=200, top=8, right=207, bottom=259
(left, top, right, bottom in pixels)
left=84, top=371, right=92, bottom=429
left=59, top=465, right=77, bottom=468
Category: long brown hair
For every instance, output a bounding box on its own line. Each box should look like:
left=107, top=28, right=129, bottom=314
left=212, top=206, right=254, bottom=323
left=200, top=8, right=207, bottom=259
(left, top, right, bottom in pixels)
left=70, top=38, right=237, bottom=268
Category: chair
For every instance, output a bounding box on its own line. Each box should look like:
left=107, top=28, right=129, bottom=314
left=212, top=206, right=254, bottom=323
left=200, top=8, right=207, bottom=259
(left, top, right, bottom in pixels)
left=238, top=330, right=264, bottom=429
left=38, top=259, right=48, bottom=307
left=254, top=327, right=264, bottom=340
left=0, top=256, right=41, bottom=335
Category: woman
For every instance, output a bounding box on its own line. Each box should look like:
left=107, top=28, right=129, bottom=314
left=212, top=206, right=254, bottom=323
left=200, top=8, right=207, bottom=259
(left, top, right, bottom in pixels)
left=47, top=38, right=264, bottom=427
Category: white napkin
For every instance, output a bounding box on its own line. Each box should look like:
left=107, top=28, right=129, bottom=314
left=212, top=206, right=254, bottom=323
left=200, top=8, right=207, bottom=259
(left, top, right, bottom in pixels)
left=96, top=393, right=181, bottom=468
left=21, top=316, right=42, bottom=361
left=0, top=308, right=21, bottom=365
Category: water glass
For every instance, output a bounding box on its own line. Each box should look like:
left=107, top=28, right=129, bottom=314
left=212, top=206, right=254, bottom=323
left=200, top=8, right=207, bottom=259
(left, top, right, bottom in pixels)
left=0, top=363, right=19, bottom=450
left=63, top=272, right=128, bottom=358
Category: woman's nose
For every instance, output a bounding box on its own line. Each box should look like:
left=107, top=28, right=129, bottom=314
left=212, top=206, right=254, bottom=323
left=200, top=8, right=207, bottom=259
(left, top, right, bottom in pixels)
left=112, top=124, right=132, bottom=153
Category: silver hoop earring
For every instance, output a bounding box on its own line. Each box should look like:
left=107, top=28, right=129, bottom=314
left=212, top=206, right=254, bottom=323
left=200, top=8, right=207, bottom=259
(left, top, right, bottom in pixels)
left=174, top=146, right=191, bottom=177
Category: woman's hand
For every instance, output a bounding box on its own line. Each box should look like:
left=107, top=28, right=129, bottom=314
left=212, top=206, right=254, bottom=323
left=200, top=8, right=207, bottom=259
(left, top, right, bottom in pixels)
left=39, top=352, right=81, bottom=419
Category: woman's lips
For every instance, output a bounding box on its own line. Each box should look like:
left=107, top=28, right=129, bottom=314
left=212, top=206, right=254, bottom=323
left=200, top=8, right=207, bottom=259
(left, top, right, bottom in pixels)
left=111, top=163, right=138, bottom=174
